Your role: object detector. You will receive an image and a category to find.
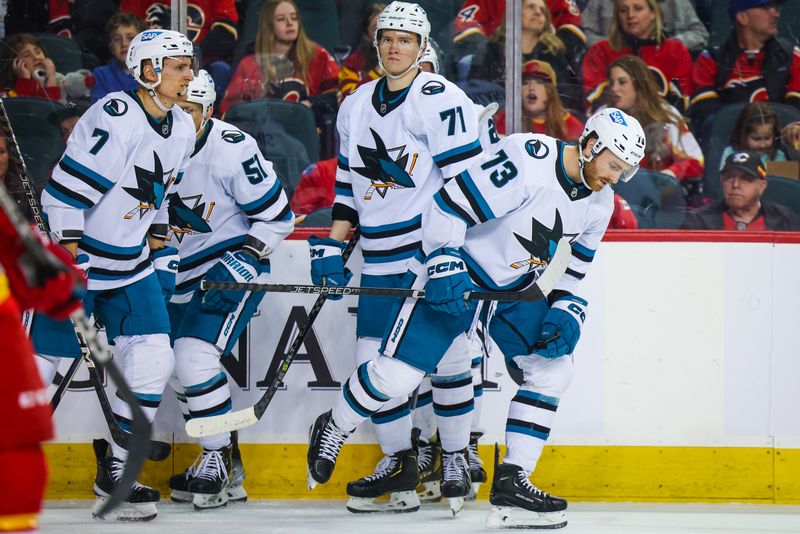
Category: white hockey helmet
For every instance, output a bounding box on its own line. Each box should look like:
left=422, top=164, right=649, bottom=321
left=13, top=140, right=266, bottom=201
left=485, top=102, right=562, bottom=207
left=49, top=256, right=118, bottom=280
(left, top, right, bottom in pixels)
left=578, top=107, right=646, bottom=182
left=374, top=2, right=431, bottom=47
left=126, top=29, right=197, bottom=91
left=186, top=69, right=216, bottom=119
left=420, top=42, right=439, bottom=74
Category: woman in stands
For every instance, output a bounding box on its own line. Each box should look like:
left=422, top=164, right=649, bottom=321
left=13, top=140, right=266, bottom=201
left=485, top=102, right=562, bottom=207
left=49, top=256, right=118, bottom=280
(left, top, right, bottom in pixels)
left=582, top=0, right=691, bottom=113
left=606, top=55, right=703, bottom=182
left=0, top=34, right=61, bottom=101
left=220, top=0, right=339, bottom=115
left=720, top=103, right=794, bottom=170
left=338, top=3, right=385, bottom=102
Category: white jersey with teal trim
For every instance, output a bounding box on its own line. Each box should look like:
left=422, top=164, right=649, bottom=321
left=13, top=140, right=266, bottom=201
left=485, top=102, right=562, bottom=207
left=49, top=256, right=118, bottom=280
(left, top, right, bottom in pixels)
left=422, top=134, right=613, bottom=296
left=165, top=118, right=294, bottom=302
left=41, top=90, right=195, bottom=291
left=333, top=72, right=485, bottom=276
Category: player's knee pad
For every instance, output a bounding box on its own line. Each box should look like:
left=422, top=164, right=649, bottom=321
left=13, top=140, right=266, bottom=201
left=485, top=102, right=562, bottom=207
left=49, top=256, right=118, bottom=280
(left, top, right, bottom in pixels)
left=174, top=337, right=222, bottom=387
left=34, top=354, right=61, bottom=386
left=513, top=353, right=574, bottom=398
left=434, top=333, right=473, bottom=377
left=113, top=333, right=175, bottom=393
left=355, top=336, right=381, bottom=367
left=368, top=355, right=424, bottom=399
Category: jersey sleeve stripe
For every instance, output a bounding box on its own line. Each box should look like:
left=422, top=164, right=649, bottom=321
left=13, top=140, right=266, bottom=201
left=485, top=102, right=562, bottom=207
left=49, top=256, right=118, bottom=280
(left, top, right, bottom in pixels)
left=434, top=189, right=478, bottom=227
left=361, top=241, right=422, bottom=264
left=572, top=241, right=595, bottom=258
left=87, top=258, right=152, bottom=281
left=455, top=170, right=495, bottom=223
left=332, top=203, right=359, bottom=226
left=179, top=235, right=246, bottom=272
left=433, top=139, right=482, bottom=168
left=44, top=181, right=94, bottom=209
left=60, top=155, right=113, bottom=193
left=361, top=214, right=422, bottom=239
left=265, top=204, right=293, bottom=222
left=80, top=234, right=146, bottom=261
left=334, top=180, right=354, bottom=197
left=238, top=181, right=282, bottom=215
left=571, top=246, right=594, bottom=263
left=338, top=153, right=350, bottom=171
left=565, top=267, right=586, bottom=280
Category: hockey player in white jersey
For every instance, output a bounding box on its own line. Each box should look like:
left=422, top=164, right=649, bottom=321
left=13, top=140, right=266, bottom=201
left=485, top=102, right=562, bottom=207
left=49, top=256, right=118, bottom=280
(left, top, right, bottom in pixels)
left=165, top=70, right=294, bottom=510
left=39, top=29, right=198, bottom=521
left=306, top=2, right=487, bottom=514
left=307, top=107, right=646, bottom=529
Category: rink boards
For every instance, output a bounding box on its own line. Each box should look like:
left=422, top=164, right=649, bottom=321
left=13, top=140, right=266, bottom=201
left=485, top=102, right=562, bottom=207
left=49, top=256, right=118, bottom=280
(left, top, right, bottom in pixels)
left=43, top=232, right=800, bottom=502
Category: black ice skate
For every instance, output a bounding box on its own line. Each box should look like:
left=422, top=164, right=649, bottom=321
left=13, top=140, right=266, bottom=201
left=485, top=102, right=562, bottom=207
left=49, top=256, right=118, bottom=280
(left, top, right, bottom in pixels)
left=188, top=445, right=232, bottom=510
left=227, top=430, right=247, bottom=503
left=345, top=448, right=420, bottom=513
left=92, top=438, right=159, bottom=522
left=416, top=433, right=442, bottom=503
left=466, top=431, right=487, bottom=501
left=486, top=462, right=567, bottom=529
left=307, top=410, right=352, bottom=489
left=168, top=459, right=198, bottom=503
left=441, top=449, right=471, bottom=515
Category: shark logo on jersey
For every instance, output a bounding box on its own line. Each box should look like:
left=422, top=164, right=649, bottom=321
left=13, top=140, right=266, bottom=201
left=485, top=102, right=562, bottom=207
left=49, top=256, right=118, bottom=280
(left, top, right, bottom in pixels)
left=167, top=194, right=213, bottom=243
left=221, top=130, right=245, bottom=144
left=103, top=98, right=128, bottom=117
left=510, top=210, right=563, bottom=271
left=122, top=151, right=175, bottom=219
left=352, top=129, right=417, bottom=199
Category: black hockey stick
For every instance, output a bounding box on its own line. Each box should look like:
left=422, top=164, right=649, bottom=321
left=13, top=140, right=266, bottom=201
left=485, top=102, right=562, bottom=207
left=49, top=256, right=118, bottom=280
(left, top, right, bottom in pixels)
left=186, top=230, right=361, bottom=438
left=50, top=356, right=83, bottom=412
left=199, top=237, right=571, bottom=303
left=0, top=99, right=149, bottom=518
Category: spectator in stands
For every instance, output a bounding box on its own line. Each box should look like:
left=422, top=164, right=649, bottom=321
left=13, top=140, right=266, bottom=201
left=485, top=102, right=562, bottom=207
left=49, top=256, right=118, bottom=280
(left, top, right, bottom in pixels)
left=290, top=157, right=337, bottom=216
left=583, top=0, right=692, bottom=113
left=338, top=3, right=384, bottom=102
left=47, top=104, right=87, bottom=143
left=691, top=0, right=800, bottom=134
left=494, top=60, right=584, bottom=139
left=609, top=194, right=640, bottom=228
left=90, top=13, right=148, bottom=103
left=220, top=0, right=339, bottom=115
left=720, top=102, right=793, bottom=170
left=120, top=0, right=239, bottom=100
left=0, top=34, right=62, bottom=100
left=606, top=55, right=704, bottom=182
left=582, top=0, right=709, bottom=54
left=682, top=150, right=800, bottom=230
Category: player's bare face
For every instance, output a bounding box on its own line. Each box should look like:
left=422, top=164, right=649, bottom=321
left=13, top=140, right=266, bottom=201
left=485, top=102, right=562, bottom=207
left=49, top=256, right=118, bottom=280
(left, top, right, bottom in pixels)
left=378, top=30, right=421, bottom=76
left=156, top=56, right=195, bottom=105
left=522, top=0, right=547, bottom=34
left=608, top=67, right=637, bottom=111
left=273, top=2, right=299, bottom=45
left=584, top=149, right=633, bottom=192
left=618, top=0, right=656, bottom=40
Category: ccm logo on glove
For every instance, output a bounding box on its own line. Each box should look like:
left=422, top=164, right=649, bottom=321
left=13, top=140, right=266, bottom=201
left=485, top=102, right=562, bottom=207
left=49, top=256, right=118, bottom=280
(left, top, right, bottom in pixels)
left=427, top=259, right=466, bottom=277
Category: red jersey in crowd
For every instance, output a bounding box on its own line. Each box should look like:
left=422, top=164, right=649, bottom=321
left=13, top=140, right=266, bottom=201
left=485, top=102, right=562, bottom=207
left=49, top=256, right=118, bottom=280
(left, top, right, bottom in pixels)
left=291, top=157, right=337, bottom=216
left=119, top=0, right=238, bottom=43
left=453, top=0, right=584, bottom=42
left=608, top=194, right=639, bottom=229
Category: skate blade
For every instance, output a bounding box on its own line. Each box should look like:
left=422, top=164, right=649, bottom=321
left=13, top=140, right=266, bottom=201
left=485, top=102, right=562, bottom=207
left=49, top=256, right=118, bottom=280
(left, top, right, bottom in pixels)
left=346, top=490, right=421, bottom=513
left=226, top=485, right=248, bottom=503
left=169, top=489, right=193, bottom=504
left=466, top=482, right=482, bottom=501
left=307, top=469, right=319, bottom=490
left=418, top=481, right=442, bottom=503
left=92, top=497, right=157, bottom=522
left=448, top=496, right=464, bottom=516
left=485, top=506, right=567, bottom=529
left=193, top=490, right=229, bottom=510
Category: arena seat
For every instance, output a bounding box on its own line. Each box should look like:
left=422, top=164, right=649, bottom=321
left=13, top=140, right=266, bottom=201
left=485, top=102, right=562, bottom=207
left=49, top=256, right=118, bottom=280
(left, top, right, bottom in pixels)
left=762, top=175, right=800, bottom=217
left=612, top=169, right=687, bottom=229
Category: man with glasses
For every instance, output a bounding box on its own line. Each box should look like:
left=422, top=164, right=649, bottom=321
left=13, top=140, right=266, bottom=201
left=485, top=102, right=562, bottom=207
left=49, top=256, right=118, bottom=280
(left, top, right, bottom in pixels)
left=682, top=150, right=800, bottom=230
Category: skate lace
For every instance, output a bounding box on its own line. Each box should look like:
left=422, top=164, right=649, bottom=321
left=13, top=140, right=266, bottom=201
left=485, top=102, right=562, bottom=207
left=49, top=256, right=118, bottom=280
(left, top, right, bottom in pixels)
left=516, top=470, right=547, bottom=497
left=442, top=451, right=469, bottom=482
left=363, top=455, right=397, bottom=482
left=195, top=450, right=229, bottom=483
left=110, top=459, right=146, bottom=490
left=319, top=421, right=349, bottom=462
left=467, top=442, right=483, bottom=469
left=417, top=442, right=433, bottom=471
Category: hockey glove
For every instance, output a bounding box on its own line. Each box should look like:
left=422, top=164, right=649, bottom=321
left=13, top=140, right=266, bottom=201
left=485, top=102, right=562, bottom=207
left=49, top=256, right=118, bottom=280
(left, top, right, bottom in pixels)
left=150, top=246, right=179, bottom=302
left=201, top=249, right=263, bottom=314
left=308, top=236, right=352, bottom=301
left=423, top=248, right=474, bottom=315
left=535, top=296, right=588, bottom=358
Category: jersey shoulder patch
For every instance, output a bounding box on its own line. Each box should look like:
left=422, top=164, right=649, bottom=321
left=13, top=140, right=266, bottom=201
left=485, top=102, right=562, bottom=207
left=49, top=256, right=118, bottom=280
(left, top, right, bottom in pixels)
left=221, top=129, right=245, bottom=144
left=420, top=80, right=446, bottom=95
left=103, top=98, right=128, bottom=117
left=525, top=138, right=550, bottom=159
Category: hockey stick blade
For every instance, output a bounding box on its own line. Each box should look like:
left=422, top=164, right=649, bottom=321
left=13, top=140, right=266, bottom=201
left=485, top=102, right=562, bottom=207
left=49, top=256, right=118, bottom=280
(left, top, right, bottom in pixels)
left=186, top=231, right=361, bottom=438
left=200, top=237, right=572, bottom=302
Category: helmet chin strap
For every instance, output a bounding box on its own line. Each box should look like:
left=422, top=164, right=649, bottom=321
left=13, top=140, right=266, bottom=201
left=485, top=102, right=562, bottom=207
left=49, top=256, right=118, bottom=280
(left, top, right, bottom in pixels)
left=375, top=43, right=425, bottom=81
left=577, top=138, right=593, bottom=186
left=142, top=70, right=175, bottom=112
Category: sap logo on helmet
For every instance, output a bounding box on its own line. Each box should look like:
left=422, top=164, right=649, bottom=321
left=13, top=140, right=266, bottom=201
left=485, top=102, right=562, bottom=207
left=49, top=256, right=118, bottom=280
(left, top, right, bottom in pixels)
left=525, top=138, right=549, bottom=159
left=608, top=110, right=627, bottom=126
left=140, top=30, right=163, bottom=42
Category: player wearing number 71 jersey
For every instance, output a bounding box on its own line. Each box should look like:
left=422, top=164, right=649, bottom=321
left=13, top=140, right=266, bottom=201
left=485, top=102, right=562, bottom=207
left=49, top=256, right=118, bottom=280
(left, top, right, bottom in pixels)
left=306, top=107, right=646, bottom=529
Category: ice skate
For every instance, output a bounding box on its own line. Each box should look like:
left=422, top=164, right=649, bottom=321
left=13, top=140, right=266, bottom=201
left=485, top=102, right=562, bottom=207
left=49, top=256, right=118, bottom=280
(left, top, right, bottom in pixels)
left=307, top=410, right=352, bottom=489
left=91, top=439, right=159, bottom=522
left=485, top=462, right=567, bottom=529
left=188, top=446, right=232, bottom=510
left=466, top=431, right=487, bottom=501
left=416, top=434, right=442, bottom=503
left=345, top=448, right=420, bottom=513
left=227, top=430, right=247, bottom=503
left=441, top=449, right=471, bottom=516
left=168, top=456, right=199, bottom=503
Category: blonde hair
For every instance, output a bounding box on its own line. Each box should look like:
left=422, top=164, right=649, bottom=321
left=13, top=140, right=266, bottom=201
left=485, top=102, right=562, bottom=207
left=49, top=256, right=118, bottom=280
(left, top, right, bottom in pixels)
left=255, top=0, right=316, bottom=88
left=607, top=55, right=682, bottom=129
left=492, top=0, right=565, bottom=55
left=609, top=0, right=664, bottom=51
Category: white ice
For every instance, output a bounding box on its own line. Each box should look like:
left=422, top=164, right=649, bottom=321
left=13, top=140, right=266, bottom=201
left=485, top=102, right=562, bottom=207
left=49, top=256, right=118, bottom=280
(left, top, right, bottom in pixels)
left=40, top=500, right=800, bottom=534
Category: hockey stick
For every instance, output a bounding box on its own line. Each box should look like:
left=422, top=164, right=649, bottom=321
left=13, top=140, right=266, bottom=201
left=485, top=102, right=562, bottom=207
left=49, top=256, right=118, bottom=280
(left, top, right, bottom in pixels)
left=199, top=237, right=571, bottom=303
left=0, top=99, right=149, bottom=518
left=186, top=230, right=361, bottom=438
left=50, top=356, right=83, bottom=412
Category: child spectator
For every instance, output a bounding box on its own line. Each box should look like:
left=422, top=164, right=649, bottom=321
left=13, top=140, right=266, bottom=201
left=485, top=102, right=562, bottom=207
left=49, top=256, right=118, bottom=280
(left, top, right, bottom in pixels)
left=220, top=0, right=339, bottom=115
left=606, top=55, right=704, bottom=182
left=90, top=13, right=148, bottom=103
left=720, top=102, right=792, bottom=169
left=494, top=60, right=584, bottom=139
left=0, top=34, right=61, bottom=100
left=583, top=0, right=692, bottom=113
left=338, top=3, right=384, bottom=102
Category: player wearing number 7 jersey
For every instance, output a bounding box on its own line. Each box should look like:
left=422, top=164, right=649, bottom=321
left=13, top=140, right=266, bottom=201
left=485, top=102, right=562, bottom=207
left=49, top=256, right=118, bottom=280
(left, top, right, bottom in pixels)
left=306, top=107, right=646, bottom=529
left=166, top=70, right=294, bottom=510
